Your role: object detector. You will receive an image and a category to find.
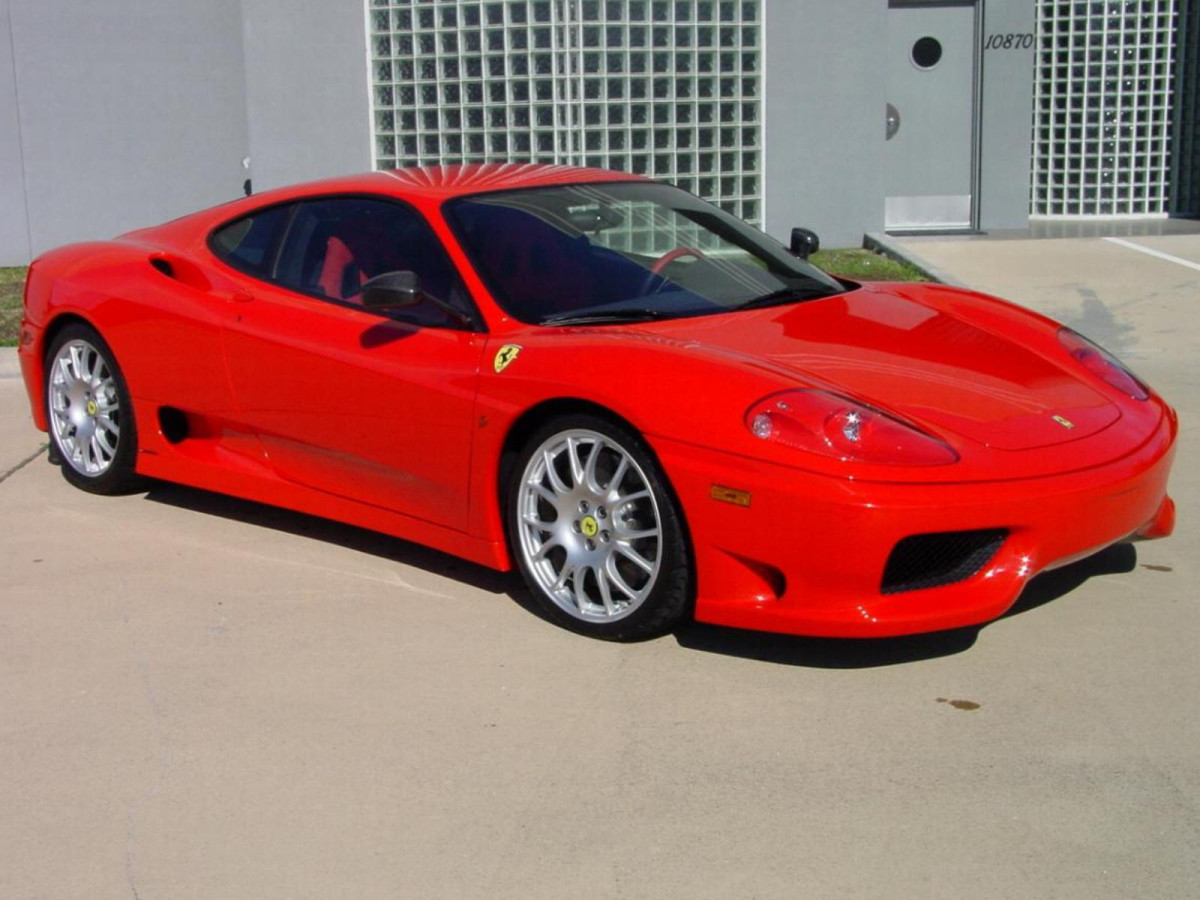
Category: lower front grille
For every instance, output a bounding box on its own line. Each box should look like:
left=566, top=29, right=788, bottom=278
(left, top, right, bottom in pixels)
left=881, top=529, right=1009, bottom=595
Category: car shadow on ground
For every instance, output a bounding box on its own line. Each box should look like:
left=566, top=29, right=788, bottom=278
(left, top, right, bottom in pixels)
left=139, top=479, right=622, bottom=631
left=140, top=480, right=514, bottom=596
left=672, top=543, right=1138, bottom=669
left=139, top=481, right=1139, bottom=667
left=141, top=479, right=624, bottom=634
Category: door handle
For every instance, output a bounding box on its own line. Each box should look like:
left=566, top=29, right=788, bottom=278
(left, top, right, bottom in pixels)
left=886, top=103, right=900, bottom=141
left=214, top=289, right=254, bottom=303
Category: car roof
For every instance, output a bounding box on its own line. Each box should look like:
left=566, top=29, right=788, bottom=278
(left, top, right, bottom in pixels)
left=382, top=162, right=650, bottom=198
left=246, top=163, right=650, bottom=207
left=130, top=164, right=654, bottom=241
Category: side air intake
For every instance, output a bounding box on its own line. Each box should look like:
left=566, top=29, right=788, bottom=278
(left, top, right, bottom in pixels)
left=881, top=529, right=1008, bottom=595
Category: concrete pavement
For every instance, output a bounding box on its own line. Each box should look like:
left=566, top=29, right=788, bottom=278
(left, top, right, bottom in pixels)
left=2, top=226, right=1198, bottom=900
left=0, top=348, right=43, bottom=479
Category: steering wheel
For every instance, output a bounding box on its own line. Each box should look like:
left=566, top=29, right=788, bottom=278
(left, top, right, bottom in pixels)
left=640, top=246, right=706, bottom=296
left=650, top=246, right=706, bottom=274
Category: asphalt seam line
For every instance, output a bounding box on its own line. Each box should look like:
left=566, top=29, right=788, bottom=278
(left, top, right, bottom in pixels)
left=1103, top=237, right=1200, bottom=273
left=0, top=444, right=46, bottom=485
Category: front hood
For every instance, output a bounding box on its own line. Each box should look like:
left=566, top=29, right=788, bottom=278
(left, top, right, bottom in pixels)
left=648, top=284, right=1119, bottom=451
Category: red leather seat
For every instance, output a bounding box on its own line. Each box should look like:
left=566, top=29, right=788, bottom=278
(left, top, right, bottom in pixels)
left=317, top=236, right=365, bottom=302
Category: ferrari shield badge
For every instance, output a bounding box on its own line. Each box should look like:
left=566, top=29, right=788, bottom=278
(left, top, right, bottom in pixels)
left=1052, top=414, right=1075, bottom=429
left=494, top=344, right=522, bottom=374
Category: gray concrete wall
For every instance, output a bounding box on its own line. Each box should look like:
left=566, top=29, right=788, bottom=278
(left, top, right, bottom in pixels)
left=763, top=1, right=887, bottom=249
left=1170, top=0, right=1199, bottom=214
left=765, top=0, right=1037, bottom=243
left=240, top=0, right=372, bottom=193
left=0, top=0, right=1043, bottom=264
left=3, top=0, right=250, bottom=264
left=977, top=0, right=1036, bottom=230
left=0, top=0, right=31, bottom=264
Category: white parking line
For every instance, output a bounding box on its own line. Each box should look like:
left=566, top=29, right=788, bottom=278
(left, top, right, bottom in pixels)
left=1103, top=237, right=1200, bottom=273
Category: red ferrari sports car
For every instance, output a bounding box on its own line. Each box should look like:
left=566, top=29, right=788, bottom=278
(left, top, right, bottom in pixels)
left=17, top=164, right=1176, bottom=640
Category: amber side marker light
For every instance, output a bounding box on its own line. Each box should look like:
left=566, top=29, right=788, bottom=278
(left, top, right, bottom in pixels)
left=711, top=484, right=752, bottom=507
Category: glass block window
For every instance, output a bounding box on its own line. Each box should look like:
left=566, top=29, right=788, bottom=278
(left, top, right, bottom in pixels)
left=367, top=0, right=763, bottom=223
left=1031, top=0, right=1180, bottom=216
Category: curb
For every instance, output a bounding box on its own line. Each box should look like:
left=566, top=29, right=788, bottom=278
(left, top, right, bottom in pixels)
left=863, top=232, right=966, bottom=287
left=0, top=347, right=20, bottom=379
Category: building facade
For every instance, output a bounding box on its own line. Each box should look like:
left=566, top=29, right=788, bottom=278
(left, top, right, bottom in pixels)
left=1, top=0, right=1196, bottom=265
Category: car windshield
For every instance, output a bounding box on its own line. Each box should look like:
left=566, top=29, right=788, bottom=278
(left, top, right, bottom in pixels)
left=444, top=182, right=846, bottom=325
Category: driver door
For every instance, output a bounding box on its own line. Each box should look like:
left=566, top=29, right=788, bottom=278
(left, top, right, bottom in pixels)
left=217, top=196, right=485, bottom=532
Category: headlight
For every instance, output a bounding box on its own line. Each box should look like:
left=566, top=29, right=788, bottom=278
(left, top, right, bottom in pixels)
left=745, top=390, right=958, bottom=466
left=1057, top=328, right=1149, bottom=401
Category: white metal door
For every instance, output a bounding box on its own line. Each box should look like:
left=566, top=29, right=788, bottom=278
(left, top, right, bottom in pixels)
left=885, top=1, right=978, bottom=230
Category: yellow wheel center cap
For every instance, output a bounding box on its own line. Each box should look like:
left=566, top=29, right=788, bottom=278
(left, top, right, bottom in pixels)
left=86, top=399, right=98, bottom=416
left=580, top=515, right=598, bottom=538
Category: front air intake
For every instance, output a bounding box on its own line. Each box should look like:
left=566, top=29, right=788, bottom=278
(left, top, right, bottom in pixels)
left=881, top=529, right=1008, bottom=595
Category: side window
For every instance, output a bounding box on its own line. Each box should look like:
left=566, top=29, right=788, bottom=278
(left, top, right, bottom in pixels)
left=273, top=197, right=475, bottom=329
left=209, top=205, right=292, bottom=277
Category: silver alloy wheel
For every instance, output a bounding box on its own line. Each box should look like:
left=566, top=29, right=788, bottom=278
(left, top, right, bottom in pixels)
left=516, top=428, right=663, bottom=623
left=47, top=338, right=122, bottom=477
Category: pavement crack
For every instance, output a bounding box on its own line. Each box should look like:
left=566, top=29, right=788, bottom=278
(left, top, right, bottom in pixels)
left=0, top=443, right=46, bottom=485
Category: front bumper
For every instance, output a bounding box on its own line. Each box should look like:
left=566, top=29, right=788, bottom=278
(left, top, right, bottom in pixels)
left=650, top=410, right=1177, bottom=638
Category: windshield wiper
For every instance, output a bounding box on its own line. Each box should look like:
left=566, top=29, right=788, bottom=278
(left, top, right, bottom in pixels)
left=735, top=286, right=836, bottom=312
left=541, top=308, right=682, bottom=326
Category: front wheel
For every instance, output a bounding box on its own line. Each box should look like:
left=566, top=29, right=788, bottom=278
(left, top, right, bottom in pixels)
left=507, top=414, right=691, bottom=640
left=44, top=323, right=142, bottom=494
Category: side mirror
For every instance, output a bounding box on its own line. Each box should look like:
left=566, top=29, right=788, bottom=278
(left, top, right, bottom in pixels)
left=790, top=227, right=820, bottom=260
left=361, top=270, right=420, bottom=309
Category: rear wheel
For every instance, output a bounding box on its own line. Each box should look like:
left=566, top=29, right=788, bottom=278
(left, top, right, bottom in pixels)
left=508, top=414, right=691, bottom=640
left=44, top=323, right=141, bottom=494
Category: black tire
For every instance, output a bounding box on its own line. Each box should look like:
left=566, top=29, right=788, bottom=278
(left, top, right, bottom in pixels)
left=43, top=323, right=142, bottom=495
left=506, top=413, right=691, bottom=641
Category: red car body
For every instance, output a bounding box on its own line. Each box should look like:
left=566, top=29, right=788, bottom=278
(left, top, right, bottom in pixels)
left=17, top=165, right=1177, bottom=637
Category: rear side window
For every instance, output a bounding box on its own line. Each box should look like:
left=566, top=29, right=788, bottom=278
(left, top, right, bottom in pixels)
left=210, top=205, right=291, bottom=276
